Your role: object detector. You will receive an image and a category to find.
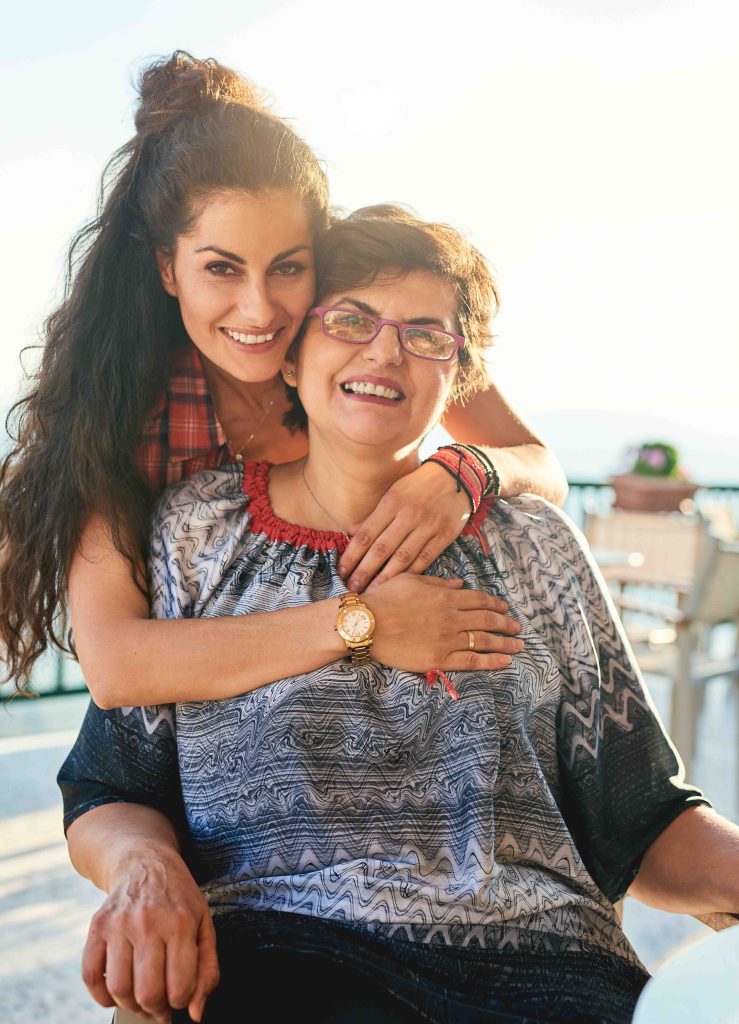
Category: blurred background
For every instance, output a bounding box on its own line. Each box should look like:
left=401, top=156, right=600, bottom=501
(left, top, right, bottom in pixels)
left=1, top=0, right=738, bottom=1019
left=3, top=0, right=739, bottom=482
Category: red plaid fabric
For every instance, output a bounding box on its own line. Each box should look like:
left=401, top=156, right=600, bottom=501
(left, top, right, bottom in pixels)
left=137, top=344, right=229, bottom=495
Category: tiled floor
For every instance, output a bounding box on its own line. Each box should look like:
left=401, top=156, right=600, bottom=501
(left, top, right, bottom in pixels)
left=0, top=674, right=736, bottom=1023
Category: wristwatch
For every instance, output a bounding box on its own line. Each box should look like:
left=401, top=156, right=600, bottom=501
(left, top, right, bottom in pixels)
left=335, top=593, right=376, bottom=666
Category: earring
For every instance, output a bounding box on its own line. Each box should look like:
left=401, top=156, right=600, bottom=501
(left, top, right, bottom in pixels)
left=284, top=368, right=296, bottom=380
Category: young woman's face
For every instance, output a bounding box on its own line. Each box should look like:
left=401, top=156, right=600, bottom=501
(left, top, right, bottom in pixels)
left=294, top=270, right=460, bottom=457
left=158, top=189, right=315, bottom=383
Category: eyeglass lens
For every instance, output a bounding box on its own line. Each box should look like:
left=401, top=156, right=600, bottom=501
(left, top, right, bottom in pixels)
left=321, top=310, right=456, bottom=360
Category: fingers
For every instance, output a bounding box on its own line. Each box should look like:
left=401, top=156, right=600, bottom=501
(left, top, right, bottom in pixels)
left=81, top=929, right=116, bottom=1009
left=337, top=505, right=396, bottom=583
left=165, top=932, right=198, bottom=1013
left=456, top=590, right=520, bottom=621
left=103, top=936, right=139, bottom=1014
left=187, top=913, right=221, bottom=1023
left=458, top=609, right=522, bottom=636
left=344, top=519, right=420, bottom=593
left=134, top=940, right=171, bottom=1024
left=441, top=651, right=516, bottom=672
left=459, top=630, right=525, bottom=656
left=366, top=526, right=453, bottom=589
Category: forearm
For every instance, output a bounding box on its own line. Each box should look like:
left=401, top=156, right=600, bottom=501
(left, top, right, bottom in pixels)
left=468, top=442, right=569, bottom=506
left=66, top=802, right=184, bottom=893
left=627, top=805, right=739, bottom=915
left=82, top=598, right=345, bottom=708
left=441, top=383, right=568, bottom=506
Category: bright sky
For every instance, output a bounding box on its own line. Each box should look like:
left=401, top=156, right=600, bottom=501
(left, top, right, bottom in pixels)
left=2, top=0, right=738, bottom=481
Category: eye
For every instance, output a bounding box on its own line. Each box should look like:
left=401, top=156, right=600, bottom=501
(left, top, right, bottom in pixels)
left=271, top=261, right=307, bottom=278
left=206, top=261, right=238, bottom=277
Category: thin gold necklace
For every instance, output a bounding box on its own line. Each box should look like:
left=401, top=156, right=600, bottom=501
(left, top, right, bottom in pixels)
left=300, top=461, right=350, bottom=539
left=229, top=388, right=279, bottom=463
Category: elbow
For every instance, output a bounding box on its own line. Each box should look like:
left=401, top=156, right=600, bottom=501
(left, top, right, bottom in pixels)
left=85, top=676, right=127, bottom=711
left=538, top=445, right=569, bottom=506
left=78, top=649, right=137, bottom=710
left=552, top=475, right=569, bottom=507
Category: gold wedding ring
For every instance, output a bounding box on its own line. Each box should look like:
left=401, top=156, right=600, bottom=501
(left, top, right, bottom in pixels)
left=467, top=630, right=475, bottom=651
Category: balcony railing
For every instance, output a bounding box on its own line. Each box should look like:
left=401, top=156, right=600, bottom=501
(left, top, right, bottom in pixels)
left=8, top=480, right=739, bottom=699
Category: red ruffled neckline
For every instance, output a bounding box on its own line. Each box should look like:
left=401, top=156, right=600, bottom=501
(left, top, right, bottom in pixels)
left=241, top=460, right=493, bottom=555
left=243, top=461, right=349, bottom=553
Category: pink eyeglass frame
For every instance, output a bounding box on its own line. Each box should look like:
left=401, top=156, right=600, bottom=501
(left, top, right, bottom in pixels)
left=307, top=306, right=466, bottom=362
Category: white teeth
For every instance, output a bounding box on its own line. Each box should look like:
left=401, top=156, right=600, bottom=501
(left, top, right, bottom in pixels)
left=224, top=328, right=276, bottom=345
left=342, top=381, right=402, bottom=400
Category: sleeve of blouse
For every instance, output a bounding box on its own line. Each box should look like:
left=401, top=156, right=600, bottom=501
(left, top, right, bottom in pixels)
left=540, top=502, right=711, bottom=903
left=56, top=699, right=184, bottom=837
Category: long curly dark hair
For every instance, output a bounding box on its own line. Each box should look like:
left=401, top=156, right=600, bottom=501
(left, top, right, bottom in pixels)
left=0, top=51, right=329, bottom=691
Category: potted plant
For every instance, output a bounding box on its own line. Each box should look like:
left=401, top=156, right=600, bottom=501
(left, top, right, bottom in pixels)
left=609, top=441, right=699, bottom=513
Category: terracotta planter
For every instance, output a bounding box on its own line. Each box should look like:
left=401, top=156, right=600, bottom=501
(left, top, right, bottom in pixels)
left=609, top=473, right=700, bottom=513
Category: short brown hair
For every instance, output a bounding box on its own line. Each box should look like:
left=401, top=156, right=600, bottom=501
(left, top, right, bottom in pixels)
left=284, top=204, right=499, bottom=432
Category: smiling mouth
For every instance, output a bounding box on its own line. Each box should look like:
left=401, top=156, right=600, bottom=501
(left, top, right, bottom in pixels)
left=222, top=327, right=278, bottom=346
left=341, top=381, right=404, bottom=401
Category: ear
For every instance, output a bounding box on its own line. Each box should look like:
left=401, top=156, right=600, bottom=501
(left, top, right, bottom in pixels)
left=156, top=247, right=178, bottom=297
left=280, top=360, right=298, bottom=388
left=281, top=340, right=299, bottom=388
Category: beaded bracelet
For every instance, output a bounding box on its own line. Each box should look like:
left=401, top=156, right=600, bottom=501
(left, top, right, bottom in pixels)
left=453, top=443, right=502, bottom=499
left=423, top=444, right=501, bottom=513
left=423, top=445, right=483, bottom=512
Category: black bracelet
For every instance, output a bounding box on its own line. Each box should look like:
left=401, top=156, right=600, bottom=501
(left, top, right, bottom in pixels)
left=450, top=444, right=501, bottom=498
left=427, top=454, right=477, bottom=513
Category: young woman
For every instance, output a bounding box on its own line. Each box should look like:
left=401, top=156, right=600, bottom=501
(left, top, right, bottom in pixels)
left=0, top=51, right=566, bottom=706
left=59, top=206, right=738, bottom=1024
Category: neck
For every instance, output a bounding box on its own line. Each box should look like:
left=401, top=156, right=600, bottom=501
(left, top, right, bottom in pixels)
left=200, top=353, right=281, bottom=410
left=297, top=433, right=421, bottom=532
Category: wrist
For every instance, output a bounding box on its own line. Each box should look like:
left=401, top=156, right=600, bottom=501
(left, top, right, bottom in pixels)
left=316, top=597, right=348, bottom=660
left=334, top=592, right=376, bottom=665
left=422, top=444, right=499, bottom=513
left=103, top=837, right=185, bottom=892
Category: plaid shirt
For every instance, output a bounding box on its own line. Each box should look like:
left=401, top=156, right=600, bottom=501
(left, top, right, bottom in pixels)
left=137, top=344, right=230, bottom=495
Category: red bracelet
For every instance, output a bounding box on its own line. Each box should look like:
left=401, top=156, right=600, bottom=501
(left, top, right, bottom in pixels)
left=423, top=445, right=487, bottom=513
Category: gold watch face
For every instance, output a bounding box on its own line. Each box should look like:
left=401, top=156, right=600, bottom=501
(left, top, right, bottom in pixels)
left=337, top=604, right=375, bottom=643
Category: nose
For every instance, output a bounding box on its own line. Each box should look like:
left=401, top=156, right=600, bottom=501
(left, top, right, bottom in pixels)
left=236, top=276, right=277, bottom=326
left=363, top=323, right=403, bottom=366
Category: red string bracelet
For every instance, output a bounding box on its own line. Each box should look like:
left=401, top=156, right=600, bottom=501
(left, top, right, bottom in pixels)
left=425, top=667, right=460, bottom=700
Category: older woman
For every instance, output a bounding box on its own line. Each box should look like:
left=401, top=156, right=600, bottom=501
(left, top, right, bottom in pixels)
left=59, top=206, right=739, bottom=1024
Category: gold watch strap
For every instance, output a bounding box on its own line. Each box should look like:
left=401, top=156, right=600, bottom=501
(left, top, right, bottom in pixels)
left=349, top=643, right=373, bottom=666
left=337, top=593, right=375, bottom=665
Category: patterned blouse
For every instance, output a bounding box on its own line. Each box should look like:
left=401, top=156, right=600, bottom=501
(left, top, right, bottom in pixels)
left=58, top=461, right=709, bottom=1023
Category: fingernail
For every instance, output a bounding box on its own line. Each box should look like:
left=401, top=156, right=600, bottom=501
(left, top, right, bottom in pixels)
left=511, top=620, right=522, bottom=631
left=501, top=655, right=512, bottom=666
left=513, top=639, right=525, bottom=651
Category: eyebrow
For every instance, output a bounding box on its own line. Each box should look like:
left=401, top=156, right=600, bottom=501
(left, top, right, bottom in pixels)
left=194, top=244, right=312, bottom=265
left=337, top=297, right=448, bottom=329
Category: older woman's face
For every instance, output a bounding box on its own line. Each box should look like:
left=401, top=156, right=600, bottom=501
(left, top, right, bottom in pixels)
left=294, top=270, right=459, bottom=457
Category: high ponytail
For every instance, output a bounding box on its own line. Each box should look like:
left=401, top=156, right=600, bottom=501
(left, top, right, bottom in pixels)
left=0, top=51, right=329, bottom=692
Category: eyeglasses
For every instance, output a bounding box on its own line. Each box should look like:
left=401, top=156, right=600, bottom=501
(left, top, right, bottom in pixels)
left=307, top=306, right=465, bottom=362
